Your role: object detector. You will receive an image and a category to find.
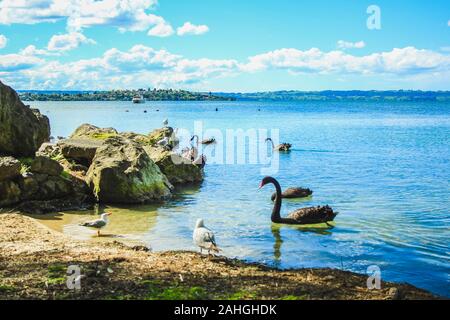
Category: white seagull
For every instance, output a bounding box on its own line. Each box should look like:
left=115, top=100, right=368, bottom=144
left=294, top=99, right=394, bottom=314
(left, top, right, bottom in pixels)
left=193, top=219, right=220, bottom=254
left=163, top=118, right=169, bottom=127
left=80, top=213, right=112, bottom=236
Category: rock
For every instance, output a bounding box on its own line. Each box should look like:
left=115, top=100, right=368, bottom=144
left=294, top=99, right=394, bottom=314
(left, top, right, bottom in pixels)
left=30, top=156, right=63, bottom=176
left=145, top=147, right=204, bottom=185
left=37, top=143, right=61, bottom=159
left=86, top=136, right=173, bottom=204
left=57, top=138, right=103, bottom=164
left=0, top=156, right=21, bottom=181
left=16, top=194, right=94, bottom=214
left=0, top=180, right=21, bottom=207
left=18, top=173, right=72, bottom=201
left=121, top=132, right=152, bottom=145
left=387, top=287, right=400, bottom=300
left=0, top=81, right=50, bottom=157
left=70, top=123, right=118, bottom=140
left=148, top=127, right=174, bottom=145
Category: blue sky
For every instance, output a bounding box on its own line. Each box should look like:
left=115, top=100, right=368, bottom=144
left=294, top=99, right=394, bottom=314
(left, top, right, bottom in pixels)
left=0, top=0, right=449, bottom=91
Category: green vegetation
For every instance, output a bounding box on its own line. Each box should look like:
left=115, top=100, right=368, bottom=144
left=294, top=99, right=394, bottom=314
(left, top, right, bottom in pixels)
left=18, top=157, right=33, bottom=175
left=142, top=280, right=209, bottom=300
left=0, top=284, right=15, bottom=293
left=216, top=90, right=450, bottom=101
left=226, top=290, right=258, bottom=300
left=19, top=89, right=235, bottom=102
left=46, top=264, right=66, bottom=286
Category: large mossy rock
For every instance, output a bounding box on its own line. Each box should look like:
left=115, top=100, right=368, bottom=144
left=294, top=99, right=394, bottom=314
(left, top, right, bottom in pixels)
left=57, top=138, right=103, bottom=164
left=0, top=156, right=21, bottom=181
left=0, top=180, right=21, bottom=207
left=86, top=136, right=173, bottom=204
left=0, top=81, right=50, bottom=157
left=145, top=147, right=204, bottom=184
left=30, top=156, right=63, bottom=176
left=148, top=127, right=174, bottom=145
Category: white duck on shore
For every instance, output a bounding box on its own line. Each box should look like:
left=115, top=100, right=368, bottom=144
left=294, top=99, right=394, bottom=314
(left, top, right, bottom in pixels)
left=193, top=219, right=220, bottom=254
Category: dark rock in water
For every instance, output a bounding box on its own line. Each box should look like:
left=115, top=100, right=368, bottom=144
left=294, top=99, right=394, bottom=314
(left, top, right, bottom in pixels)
left=0, top=81, right=50, bottom=157
left=86, top=136, right=173, bottom=204
left=16, top=195, right=94, bottom=214
left=0, top=180, right=21, bottom=207
left=0, top=156, right=21, bottom=181
left=58, top=138, right=103, bottom=165
left=30, top=156, right=63, bottom=176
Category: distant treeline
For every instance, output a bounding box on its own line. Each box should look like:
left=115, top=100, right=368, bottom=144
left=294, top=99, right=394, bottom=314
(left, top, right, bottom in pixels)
left=215, top=90, right=450, bottom=102
left=19, top=89, right=235, bottom=101
left=18, top=89, right=450, bottom=102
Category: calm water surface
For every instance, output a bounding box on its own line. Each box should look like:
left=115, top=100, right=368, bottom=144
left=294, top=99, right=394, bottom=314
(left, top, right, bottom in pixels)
left=28, top=100, right=450, bottom=297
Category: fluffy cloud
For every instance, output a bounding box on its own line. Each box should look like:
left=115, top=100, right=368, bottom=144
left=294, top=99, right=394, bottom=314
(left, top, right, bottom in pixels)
left=148, top=21, right=174, bottom=37
left=0, top=0, right=172, bottom=34
left=177, top=22, right=209, bottom=36
left=47, top=32, right=96, bottom=52
left=243, top=47, right=450, bottom=75
left=337, top=40, right=365, bottom=49
left=0, top=34, right=7, bottom=49
left=1, top=45, right=449, bottom=89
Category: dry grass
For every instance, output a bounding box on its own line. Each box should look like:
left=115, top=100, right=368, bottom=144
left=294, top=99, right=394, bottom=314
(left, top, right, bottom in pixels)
left=0, top=213, right=436, bottom=300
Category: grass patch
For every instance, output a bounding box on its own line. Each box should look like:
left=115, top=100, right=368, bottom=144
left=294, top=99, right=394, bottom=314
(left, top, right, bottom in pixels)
left=60, top=170, right=72, bottom=180
left=18, top=157, right=34, bottom=174
left=0, top=284, right=15, bottom=293
left=280, top=294, right=308, bottom=300
left=51, top=153, right=65, bottom=162
left=47, top=264, right=66, bottom=286
left=90, top=132, right=117, bottom=140
left=226, top=290, right=258, bottom=300
left=142, top=280, right=209, bottom=300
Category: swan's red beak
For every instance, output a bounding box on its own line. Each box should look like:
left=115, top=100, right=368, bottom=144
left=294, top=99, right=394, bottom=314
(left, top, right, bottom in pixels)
left=258, top=181, right=264, bottom=189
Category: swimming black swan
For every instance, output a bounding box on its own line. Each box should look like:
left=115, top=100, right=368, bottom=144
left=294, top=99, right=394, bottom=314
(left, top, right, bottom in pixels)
left=265, top=138, right=291, bottom=152
left=201, top=137, right=216, bottom=145
left=260, top=177, right=336, bottom=225
left=271, top=187, right=313, bottom=201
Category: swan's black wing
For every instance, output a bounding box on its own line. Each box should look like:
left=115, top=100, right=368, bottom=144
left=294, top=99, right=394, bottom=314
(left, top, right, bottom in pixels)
left=287, top=205, right=337, bottom=224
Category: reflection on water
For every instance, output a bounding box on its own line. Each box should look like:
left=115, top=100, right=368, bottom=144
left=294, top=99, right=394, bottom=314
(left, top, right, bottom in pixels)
left=27, top=100, right=450, bottom=297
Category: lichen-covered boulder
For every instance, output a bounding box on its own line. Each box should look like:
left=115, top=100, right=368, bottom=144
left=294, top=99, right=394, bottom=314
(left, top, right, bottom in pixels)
left=0, top=81, right=50, bottom=157
left=30, top=156, right=63, bottom=176
left=86, top=136, right=173, bottom=204
left=0, top=180, right=21, bottom=207
left=144, top=146, right=204, bottom=185
left=0, top=156, right=21, bottom=181
left=57, top=138, right=103, bottom=164
left=70, top=123, right=118, bottom=140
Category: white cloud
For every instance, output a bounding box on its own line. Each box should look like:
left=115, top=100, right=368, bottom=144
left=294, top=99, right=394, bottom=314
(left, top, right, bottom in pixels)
left=148, top=21, right=174, bottom=37
left=0, top=0, right=172, bottom=34
left=1, top=45, right=449, bottom=90
left=242, top=47, right=450, bottom=75
left=177, top=22, right=209, bottom=36
left=47, top=32, right=96, bottom=52
left=0, top=34, right=7, bottom=49
left=337, top=40, right=366, bottom=49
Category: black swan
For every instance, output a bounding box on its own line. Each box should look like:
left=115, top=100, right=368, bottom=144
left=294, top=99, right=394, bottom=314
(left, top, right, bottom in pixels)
left=265, top=138, right=291, bottom=152
left=271, top=187, right=313, bottom=201
left=201, top=137, right=216, bottom=145
left=260, top=177, right=337, bottom=225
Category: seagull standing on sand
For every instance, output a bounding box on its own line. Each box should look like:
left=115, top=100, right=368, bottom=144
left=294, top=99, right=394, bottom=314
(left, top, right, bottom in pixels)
left=193, top=219, right=220, bottom=254
left=80, top=213, right=112, bottom=236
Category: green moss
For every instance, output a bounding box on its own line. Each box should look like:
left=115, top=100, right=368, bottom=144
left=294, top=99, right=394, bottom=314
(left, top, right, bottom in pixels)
left=0, top=284, right=15, bottom=293
left=143, top=280, right=208, bottom=300
left=280, top=295, right=308, bottom=300
left=60, top=170, right=72, bottom=180
left=90, top=132, right=118, bottom=140
left=226, top=290, right=257, bottom=300
left=51, top=153, right=65, bottom=162
left=46, top=264, right=67, bottom=286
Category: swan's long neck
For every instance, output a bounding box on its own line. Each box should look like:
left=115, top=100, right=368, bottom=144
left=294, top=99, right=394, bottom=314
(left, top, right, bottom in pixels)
left=267, top=138, right=275, bottom=150
left=269, top=178, right=283, bottom=223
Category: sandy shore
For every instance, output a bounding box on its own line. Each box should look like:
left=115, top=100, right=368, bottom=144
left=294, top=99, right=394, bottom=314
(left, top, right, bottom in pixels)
left=0, top=213, right=436, bottom=300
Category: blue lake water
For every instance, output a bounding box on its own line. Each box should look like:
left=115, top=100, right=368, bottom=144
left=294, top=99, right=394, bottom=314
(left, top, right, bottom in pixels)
left=29, top=100, right=450, bottom=297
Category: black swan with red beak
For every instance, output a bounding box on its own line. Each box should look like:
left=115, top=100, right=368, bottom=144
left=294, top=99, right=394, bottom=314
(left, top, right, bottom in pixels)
left=260, top=176, right=337, bottom=225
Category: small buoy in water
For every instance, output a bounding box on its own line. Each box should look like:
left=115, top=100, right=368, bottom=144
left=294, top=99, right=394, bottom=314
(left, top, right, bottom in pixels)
left=258, top=108, right=261, bottom=111
left=215, top=108, right=218, bottom=111
left=125, top=109, right=129, bottom=112
left=144, top=110, right=147, bottom=113
left=156, top=109, right=160, bottom=112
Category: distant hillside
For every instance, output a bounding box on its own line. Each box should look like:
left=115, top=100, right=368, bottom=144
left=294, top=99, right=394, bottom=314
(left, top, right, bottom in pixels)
left=18, top=89, right=235, bottom=101
left=215, top=90, right=450, bottom=102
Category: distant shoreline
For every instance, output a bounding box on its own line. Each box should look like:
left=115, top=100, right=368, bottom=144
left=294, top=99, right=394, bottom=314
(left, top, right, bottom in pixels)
left=18, top=89, right=450, bottom=102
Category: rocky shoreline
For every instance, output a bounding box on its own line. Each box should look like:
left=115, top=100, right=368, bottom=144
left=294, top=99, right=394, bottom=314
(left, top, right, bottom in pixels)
left=0, top=81, right=204, bottom=214
left=0, top=213, right=437, bottom=300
